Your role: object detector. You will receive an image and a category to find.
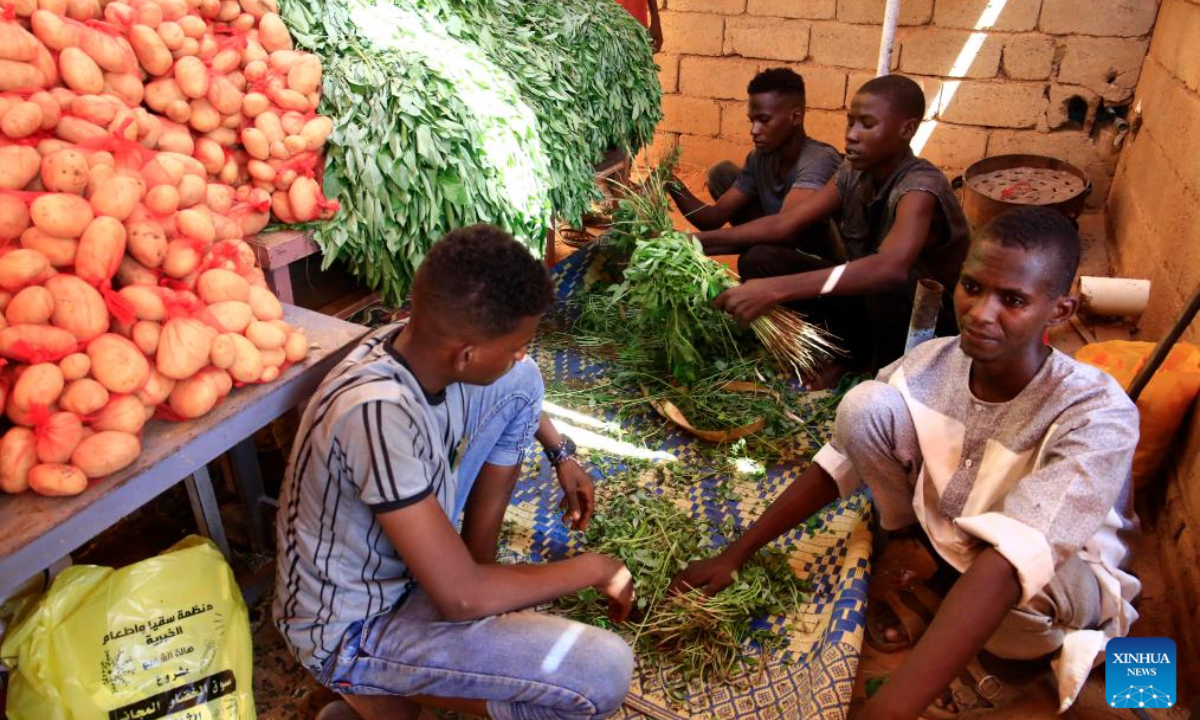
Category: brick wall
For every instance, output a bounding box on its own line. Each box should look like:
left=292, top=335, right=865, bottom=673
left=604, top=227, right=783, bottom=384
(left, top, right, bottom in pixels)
left=649, top=0, right=1159, bottom=207
left=1106, top=0, right=1200, bottom=694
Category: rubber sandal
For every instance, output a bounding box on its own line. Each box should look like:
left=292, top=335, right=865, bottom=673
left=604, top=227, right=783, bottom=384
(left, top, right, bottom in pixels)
left=924, top=658, right=1025, bottom=720
left=865, top=538, right=944, bottom=652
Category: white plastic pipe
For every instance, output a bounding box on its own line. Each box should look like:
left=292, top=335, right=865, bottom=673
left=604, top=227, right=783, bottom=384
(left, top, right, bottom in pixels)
left=875, top=0, right=901, bottom=76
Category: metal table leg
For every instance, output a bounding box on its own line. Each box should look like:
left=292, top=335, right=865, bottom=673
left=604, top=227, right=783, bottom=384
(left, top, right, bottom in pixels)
left=185, top=466, right=232, bottom=558
left=228, top=438, right=268, bottom=551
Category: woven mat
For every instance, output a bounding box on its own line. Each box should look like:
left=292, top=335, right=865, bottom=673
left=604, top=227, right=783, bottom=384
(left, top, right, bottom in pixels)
left=493, top=246, right=873, bottom=720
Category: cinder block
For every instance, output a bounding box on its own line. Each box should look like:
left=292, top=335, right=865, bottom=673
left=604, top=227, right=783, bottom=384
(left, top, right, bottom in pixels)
left=679, top=133, right=753, bottom=169
left=679, top=57, right=762, bottom=100
left=1045, top=83, right=1098, bottom=130
left=937, top=80, right=1045, bottom=128
left=810, top=22, right=895, bottom=69
left=915, top=122, right=987, bottom=173
left=1038, top=0, right=1159, bottom=37
left=658, top=55, right=680, bottom=94
left=637, top=132, right=681, bottom=166
left=747, top=0, right=836, bottom=19
left=898, top=27, right=1002, bottom=78
left=1058, top=36, right=1149, bottom=102
left=786, top=65, right=847, bottom=108
left=669, top=0, right=746, bottom=14
left=660, top=11, right=725, bottom=57
left=836, top=0, right=932, bottom=25
left=802, top=109, right=846, bottom=148
left=720, top=99, right=748, bottom=139
left=660, top=95, right=723, bottom=136
left=986, top=128, right=1097, bottom=170
left=723, top=16, right=811, bottom=61
left=846, top=71, right=941, bottom=119
left=1135, top=61, right=1200, bottom=198
left=1150, top=0, right=1200, bottom=93
left=1001, top=35, right=1056, bottom=80
left=933, top=0, right=1043, bottom=31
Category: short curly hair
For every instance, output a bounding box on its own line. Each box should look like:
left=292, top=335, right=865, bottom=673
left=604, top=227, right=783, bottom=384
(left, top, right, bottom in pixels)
left=413, top=225, right=554, bottom=339
left=856, top=75, right=925, bottom=121
left=977, top=206, right=1081, bottom=296
left=747, top=68, right=806, bottom=105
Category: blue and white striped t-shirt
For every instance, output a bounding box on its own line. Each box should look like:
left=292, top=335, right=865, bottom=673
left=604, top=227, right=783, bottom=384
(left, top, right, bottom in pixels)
left=273, top=323, right=469, bottom=673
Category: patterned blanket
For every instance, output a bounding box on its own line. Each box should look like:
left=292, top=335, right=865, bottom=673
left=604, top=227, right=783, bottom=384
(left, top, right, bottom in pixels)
left=492, top=246, right=873, bottom=720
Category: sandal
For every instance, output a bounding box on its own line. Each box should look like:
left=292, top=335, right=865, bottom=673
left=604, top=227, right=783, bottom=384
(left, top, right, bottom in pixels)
left=866, top=538, right=944, bottom=652
left=925, top=658, right=1026, bottom=720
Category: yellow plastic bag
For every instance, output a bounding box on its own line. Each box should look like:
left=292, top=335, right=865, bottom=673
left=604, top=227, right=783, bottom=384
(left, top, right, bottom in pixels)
left=2, top=536, right=256, bottom=720
left=1076, top=340, right=1200, bottom=488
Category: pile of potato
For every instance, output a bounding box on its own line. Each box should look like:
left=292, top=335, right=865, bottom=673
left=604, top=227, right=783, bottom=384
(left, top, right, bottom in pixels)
left=0, top=0, right=336, bottom=497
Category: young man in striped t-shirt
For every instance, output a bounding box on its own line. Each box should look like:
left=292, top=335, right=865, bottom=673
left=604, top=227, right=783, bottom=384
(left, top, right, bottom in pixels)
left=275, top=226, right=635, bottom=720
left=674, top=207, right=1140, bottom=718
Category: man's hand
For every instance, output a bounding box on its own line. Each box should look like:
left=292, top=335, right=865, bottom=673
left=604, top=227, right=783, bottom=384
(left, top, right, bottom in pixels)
left=668, top=553, right=739, bottom=596
left=595, top=557, right=635, bottom=624
left=713, top=278, right=784, bottom=325
left=556, top=459, right=595, bottom=531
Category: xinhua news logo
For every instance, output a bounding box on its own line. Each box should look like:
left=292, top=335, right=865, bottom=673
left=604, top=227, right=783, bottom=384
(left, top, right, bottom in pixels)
left=1105, top=637, right=1176, bottom=709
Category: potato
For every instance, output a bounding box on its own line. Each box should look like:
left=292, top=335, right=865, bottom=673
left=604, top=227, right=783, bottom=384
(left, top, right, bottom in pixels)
left=59, top=47, right=105, bottom=94
left=161, top=238, right=201, bottom=278
left=89, top=175, right=145, bottom=221
left=284, top=331, right=308, bottom=363
left=177, top=173, right=206, bottom=208
left=55, top=116, right=108, bottom=144
left=31, top=193, right=94, bottom=238
left=88, top=333, right=150, bottom=394
left=174, top=55, right=208, bottom=98
left=80, top=28, right=137, bottom=74
left=71, top=430, right=141, bottom=477
left=0, top=195, right=31, bottom=241
left=130, top=24, right=172, bottom=76
left=20, top=227, right=77, bottom=267
left=60, top=377, right=109, bottom=416
left=287, top=54, right=321, bottom=95
left=42, top=148, right=90, bottom=195
left=1, top=102, right=43, bottom=139
left=132, top=320, right=161, bottom=355
left=59, top=352, right=91, bottom=381
left=0, top=146, right=41, bottom=190
left=157, top=20, right=184, bottom=49
left=245, top=320, right=285, bottom=350
left=0, top=428, right=38, bottom=494
left=11, top=362, right=65, bottom=411
left=301, top=116, right=333, bottom=150
left=75, top=216, right=127, bottom=284
left=288, top=176, right=320, bottom=222
left=242, top=91, right=269, bottom=118
left=103, top=72, right=145, bottom=107
left=144, top=76, right=185, bottom=112
left=28, top=91, right=60, bottom=130
left=126, top=221, right=168, bottom=268
left=186, top=97, right=220, bottom=133
left=31, top=9, right=80, bottom=52
left=28, top=463, right=87, bottom=497
left=6, top=286, right=55, bottom=326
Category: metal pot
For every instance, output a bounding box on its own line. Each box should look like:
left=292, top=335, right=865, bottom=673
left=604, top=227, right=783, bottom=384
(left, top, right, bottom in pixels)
left=960, top=154, right=1092, bottom=230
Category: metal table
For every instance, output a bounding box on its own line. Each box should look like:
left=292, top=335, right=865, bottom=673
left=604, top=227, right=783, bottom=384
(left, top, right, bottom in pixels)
left=0, top=305, right=367, bottom=601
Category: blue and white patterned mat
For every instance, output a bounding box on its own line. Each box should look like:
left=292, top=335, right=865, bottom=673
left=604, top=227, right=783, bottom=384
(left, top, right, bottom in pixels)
left=499, top=246, right=872, bottom=720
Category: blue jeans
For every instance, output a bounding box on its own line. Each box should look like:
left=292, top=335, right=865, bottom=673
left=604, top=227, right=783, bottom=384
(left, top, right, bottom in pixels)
left=319, top=358, right=635, bottom=720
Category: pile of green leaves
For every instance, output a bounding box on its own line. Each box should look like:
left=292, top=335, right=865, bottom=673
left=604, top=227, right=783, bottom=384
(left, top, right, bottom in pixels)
left=420, top=0, right=662, bottom=226
left=281, top=0, right=552, bottom=305
left=555, top=477, right=812, bottom=696
left=610, top=232, right=752, bottom=386
left=279, top=0, right=660, bottom=305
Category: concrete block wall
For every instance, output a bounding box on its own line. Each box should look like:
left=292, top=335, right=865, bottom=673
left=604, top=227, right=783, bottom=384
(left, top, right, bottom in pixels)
left=648, top=0, right=1159, bottom=208
left=1106, top=0, right=1200, bottom=694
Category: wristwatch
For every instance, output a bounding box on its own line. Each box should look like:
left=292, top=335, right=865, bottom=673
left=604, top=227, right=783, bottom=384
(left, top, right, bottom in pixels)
left=545, top=435, right=577, bottom=466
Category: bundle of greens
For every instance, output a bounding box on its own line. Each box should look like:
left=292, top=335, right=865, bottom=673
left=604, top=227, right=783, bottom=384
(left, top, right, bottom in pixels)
left=555, top=479, right=812, bottom=696
left=421, top=0, right=662, bottom=226
left=279, top=0, right=660, bottom=305
left=281, top=0, right=552, bottom=304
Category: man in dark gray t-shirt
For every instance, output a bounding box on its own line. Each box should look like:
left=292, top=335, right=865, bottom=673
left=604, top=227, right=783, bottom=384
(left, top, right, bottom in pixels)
left=667, top=68, right=841, bottom=258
